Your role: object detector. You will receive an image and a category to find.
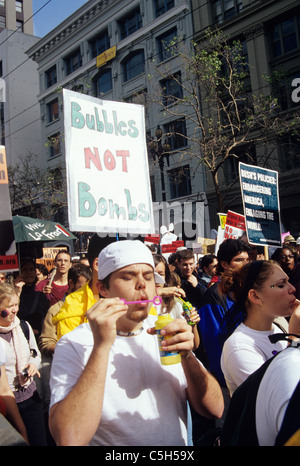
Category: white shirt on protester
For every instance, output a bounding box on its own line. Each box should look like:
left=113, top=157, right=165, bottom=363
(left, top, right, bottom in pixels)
left=50, top=314, right=189, bottom=446
left=221, top=322, right=287, bottom=396
left=256, top=346, right=300, bottom=446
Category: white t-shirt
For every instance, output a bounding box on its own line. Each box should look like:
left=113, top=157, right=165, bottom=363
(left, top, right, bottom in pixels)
left=50, top=315, right=188, bottom=446
left=221, top=323, right=287, bottom=396
left=256, top=346, right=300, bottom=446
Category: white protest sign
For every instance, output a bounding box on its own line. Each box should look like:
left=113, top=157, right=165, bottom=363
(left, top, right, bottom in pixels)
left=63, top=89, right=154, bottom=234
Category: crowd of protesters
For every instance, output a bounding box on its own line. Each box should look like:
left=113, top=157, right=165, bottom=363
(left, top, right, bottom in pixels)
left=0, top=232, right=300, bottom=446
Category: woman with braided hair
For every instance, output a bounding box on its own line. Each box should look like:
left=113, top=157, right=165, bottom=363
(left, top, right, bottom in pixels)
left=219, top=260, right=300, bottom=397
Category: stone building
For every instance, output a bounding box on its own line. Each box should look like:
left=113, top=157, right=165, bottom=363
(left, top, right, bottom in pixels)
left=27, top=0, right=210, bottom=239
left=191, top=0, right=300, bottom=234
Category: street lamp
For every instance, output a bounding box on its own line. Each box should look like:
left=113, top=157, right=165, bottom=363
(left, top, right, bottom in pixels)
left=149, top=125, right=171, bottom=202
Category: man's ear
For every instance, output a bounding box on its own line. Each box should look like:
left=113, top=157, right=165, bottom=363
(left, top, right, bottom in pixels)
left=97, top=280, right=109, bottom=298
left=93, top=258, right=98, bottom=272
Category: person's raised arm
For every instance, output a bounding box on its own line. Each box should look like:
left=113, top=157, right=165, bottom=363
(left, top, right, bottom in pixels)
left=148, top=319, right=224, bottom=419
left=49, top=298, right=128, bottom=446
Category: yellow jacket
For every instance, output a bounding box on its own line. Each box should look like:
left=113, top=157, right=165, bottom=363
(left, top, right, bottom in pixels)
left=52, top=281, right=98, bottom=340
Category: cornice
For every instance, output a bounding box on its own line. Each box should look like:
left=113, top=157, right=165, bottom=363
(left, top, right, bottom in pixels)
left=27, top=0, right=116, bottom=61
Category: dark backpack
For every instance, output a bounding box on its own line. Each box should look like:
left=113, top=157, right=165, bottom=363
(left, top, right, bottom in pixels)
left=221, top=335, right=300, bottom=446
left=220, top=354, right=278, bottom=446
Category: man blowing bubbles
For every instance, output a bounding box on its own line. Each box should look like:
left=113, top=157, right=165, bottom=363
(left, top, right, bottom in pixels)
left=49, top=240, right=223, bottom=446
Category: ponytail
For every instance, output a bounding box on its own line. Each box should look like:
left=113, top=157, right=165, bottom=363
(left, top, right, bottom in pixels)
left=218, top=260, right=270, bottom=347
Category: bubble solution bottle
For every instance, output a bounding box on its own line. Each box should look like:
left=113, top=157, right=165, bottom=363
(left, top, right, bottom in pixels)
left=155, top=314, right=181, bottom=365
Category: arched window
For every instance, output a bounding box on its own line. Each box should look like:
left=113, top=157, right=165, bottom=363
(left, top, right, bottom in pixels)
left=96, top=68, right=112, bottom=96
left=122, top=50, right=145, bottom=82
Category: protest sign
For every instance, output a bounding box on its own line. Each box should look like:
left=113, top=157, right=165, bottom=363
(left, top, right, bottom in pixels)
left=63, top=89, right=154, bottom=235
left=161, top=241, right=184, bottom=254
left=194, top=237, right=216, bottom=255
left=0, top=146, right=18, bottom=272
left=239, top=162, right=281, bottom=247
left=218, top=213, right=227, bottom=230
left=224, top=210, right=246, bottom=240
left=36, top=247, right=67, bottom=271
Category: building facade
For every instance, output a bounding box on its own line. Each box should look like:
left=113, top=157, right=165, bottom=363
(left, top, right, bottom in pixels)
left=26, top=0, right=210, bottom=239
left=0, top=0, right=33, bottom=34
left=0, top=0, right=41, bottom=168
left=191, top=0, right=300, bottom=235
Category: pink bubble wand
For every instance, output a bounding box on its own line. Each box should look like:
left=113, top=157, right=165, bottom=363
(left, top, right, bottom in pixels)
left=120, top=296, right=162, bottom=306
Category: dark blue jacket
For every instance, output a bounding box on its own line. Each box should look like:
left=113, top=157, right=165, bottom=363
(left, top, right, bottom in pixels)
left=198, top=283, right=234, bottom=386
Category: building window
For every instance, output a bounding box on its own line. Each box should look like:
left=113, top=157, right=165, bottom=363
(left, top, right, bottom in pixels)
left=96, top=68, right=112, bottom=96
left=71, top=84, right=84, bottom=93
left=213, top=0, right=243, bottom=24
left=16, top=1, right=23, bottom=13
left=65, top=48, right=82, bottom=76
left=224, top=145, right=256, bottom=181
left=16, top=20, right=23, bottom=31
left=122, top=50, right=145, bottom=82
left=118, top=8, right=142, bottom=40
left=270, top=13, right=300, bottom=58
left=278, top=134, right=300, bottom=172
left=47, top=99, right=59, bottom=123
left=89, top=30, right=110, bottom=59
left=161, top=72, right=183, bottom=106
left=272, top=71, right=300, bottom=111
left=125, top=89, right=148, bottom=115
left=48, top=133, right=61, bottom=158
left=157, top=28, right=178, bottom=62
left=45, top=65, right=57, bottom=88
left=154, top=0, right=175, bottom=18
left=163, top=118, right=187, bottom=151
left=168, top=165, right=191, bottom=199
left=150, top=175, right=157, bottom=202
left=0, top=1, right=5, bottom=8
left=0, top=15, right=5, bottom=30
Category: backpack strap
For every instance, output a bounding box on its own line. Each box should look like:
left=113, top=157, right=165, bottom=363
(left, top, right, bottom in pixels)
left=20, top=319, right=29, bottom=342
left=19, top=320, right=37, bottom=358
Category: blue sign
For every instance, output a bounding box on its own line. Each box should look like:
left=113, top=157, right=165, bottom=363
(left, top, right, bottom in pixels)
left=239, top=162, right=281, bottom=247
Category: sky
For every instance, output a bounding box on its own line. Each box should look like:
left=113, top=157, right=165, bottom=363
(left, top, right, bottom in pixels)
left=32, top=0, right=90, bottom=37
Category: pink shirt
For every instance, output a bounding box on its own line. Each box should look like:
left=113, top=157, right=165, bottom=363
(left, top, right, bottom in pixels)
left=35, top=279, right=69, bottom=307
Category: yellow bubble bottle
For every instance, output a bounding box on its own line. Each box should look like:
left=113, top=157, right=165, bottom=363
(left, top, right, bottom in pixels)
left=155, top=314, right=181, bottom=365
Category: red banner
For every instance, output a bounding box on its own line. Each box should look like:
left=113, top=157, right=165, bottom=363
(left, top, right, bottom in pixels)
left=0, top=146, right=19, bottom=272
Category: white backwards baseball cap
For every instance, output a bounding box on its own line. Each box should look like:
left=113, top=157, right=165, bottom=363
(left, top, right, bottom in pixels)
left=98, top=240, right=165, bottom=284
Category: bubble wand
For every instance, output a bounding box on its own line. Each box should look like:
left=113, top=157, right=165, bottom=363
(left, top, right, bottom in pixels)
left=120, top=296, right=162, bottom=306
